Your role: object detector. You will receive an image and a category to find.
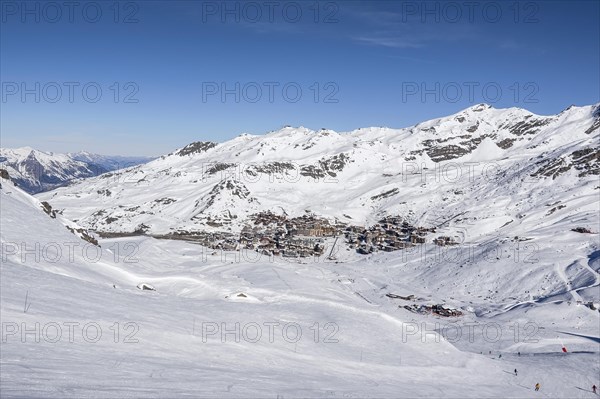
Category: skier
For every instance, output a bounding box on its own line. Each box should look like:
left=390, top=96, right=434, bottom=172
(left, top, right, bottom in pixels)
left=514, top=369, right=518, bottom=376
left=593, top=385, right=597, bottom=394
left=535, top=383, right=540, bottom=391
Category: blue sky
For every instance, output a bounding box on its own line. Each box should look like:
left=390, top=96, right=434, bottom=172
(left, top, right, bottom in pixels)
left=1, top=0, right=598, bottom=155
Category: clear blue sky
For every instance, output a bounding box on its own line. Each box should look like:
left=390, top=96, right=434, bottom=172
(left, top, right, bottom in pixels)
left=1, top=0, right=598, bottom=156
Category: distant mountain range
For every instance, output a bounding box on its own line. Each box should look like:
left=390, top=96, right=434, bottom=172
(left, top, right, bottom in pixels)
left=0, top=147, right=154, bottom=194
left=68, top=151, right=156, bottom=173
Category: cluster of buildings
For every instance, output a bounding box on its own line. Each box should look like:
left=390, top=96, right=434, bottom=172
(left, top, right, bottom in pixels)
left=164, top=230, right=239, bottom=251
left=433, top=236, right=460, bottom=246
left=402, top=303, right=463, bottom=317
left=164, top=212, right=333, bottom=258
left=344, top=216, right=436, bottom=255
left=239, top=212, right=335, bottom=257
left=239, top=231, right=325, bottom=258
left=249, top=212, right=341, bottom=237
left=163, top=213, right=458, bottom=258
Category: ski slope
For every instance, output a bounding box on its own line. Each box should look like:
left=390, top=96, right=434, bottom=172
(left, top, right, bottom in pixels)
left=1, top=173, right=599, bottom=397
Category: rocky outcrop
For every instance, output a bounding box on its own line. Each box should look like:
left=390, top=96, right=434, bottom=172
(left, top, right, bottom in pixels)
left=0, top=168, right=10, bottom=180
left=532, top=147, right=599, bottom=179
left=176, top=141, right=217, bottom=156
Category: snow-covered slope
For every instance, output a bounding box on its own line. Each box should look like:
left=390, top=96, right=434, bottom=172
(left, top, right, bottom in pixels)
left=39, top=103, right=599, bottom=243
left=0, top=148, right=153, bottom=194
left=2, top=170, right=598, bottom=398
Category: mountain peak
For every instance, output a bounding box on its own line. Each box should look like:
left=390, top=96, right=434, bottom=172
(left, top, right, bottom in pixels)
left=465, top=103, right=493, bottom=112
left=13, top=146, right=37, bottom=155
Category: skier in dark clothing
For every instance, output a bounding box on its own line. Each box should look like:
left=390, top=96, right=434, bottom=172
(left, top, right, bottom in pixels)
left=593, top=384, right=597, bottom=394
left=514, top=369, right=518, bottom=376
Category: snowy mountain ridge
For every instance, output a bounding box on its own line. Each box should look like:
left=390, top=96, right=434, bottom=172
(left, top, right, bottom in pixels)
left=0, top=147, right=153, bottom=194
left=38, top=103, right=599, bottom=244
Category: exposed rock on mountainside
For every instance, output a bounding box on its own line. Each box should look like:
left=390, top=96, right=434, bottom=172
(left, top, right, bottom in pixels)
left=0, top=168, right=11, bottom=180
left=176, top=141, right=218, bottom=156
left=532, top=147, right=600, bottom=179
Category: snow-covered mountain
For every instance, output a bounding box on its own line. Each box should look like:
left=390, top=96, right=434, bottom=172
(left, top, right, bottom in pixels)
left=2, top=150, right=599, bottom=398
left=0, top=147, right=153, bottom=194
left=0, top=147, right=105, bottom=194
left=39, top=103, right=599, bottom=246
